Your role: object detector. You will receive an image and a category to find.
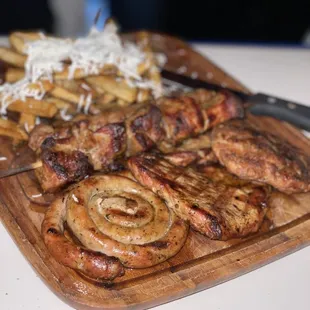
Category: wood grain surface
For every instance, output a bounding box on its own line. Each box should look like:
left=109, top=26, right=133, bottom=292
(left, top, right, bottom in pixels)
left=1, top=32, right=310, bottom=310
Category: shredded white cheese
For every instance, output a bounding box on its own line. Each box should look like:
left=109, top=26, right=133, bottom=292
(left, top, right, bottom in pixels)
left=177, top=66, right=187, bottom=74
left=191, top=72, right=198, bottom=79
left=0, top=23, right=165, bottom=116
left=31, top=193, right=42, bottom=198
left=83, top=93, right=93, bottom=115
left=77, top=94, right=85, bottom=113
left=24, top=122, right=29, bottom=133
left=80, top=83, right=91, bottom=91
left=60, top=107, right=73, bottom=121
left=72, top=194, right=79, bottom=203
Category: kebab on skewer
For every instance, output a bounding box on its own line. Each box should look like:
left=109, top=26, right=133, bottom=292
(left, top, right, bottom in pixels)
left=28, top=88, right=243, bottom=193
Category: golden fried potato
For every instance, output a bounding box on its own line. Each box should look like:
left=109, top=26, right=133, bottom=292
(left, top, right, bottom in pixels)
left=0, top=47, right=26, bottom=68
left=86, top=76, right=137, bottom=103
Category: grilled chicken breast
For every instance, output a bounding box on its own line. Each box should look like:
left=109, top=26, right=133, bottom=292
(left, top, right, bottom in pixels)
left=212, top=120, right=310, bottom=194
left=128, top=153, right=268, bottom=240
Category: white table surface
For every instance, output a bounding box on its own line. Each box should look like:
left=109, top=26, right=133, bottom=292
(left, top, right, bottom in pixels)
left=1, top=43, right=310, bottom=310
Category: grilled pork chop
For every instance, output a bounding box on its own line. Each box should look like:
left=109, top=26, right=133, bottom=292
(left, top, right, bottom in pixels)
left=128, top=153, right=268, bottom=240
left=212, top=120, right=310, bottom=194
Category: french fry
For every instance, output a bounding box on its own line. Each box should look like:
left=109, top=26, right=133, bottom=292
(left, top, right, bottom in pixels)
left=96, top=92, right=116, bottom=106
left=45, top=97, right=75, bottom=114
left=137, top=31, right=162, bottom=96
left=5, top=68, right=25, bottom=83
left=137, top=89, right=151, bottom=102
left=19, top=113, right=35, bottom=133
left=0, top=118, right=28, bottom=140
left=9, top=32, right=43, bottom=54
left=86, top=76, right=137, bottom=103
left=49, top=86, right=83, bottom=105
left=54, top=64, right=117, bottom=80
left=55, top=79, right=97, bottom=98
left=6, top=98, right=57, bottom=117
left=0, top=127, right=28, bottom=140
left=0, top=47, right=26, bottom=68
left=117, top=98, right=131, bottom=107
left=26, top=80, right=54, bottom=92
left=55, top=79, right=82, bottom=93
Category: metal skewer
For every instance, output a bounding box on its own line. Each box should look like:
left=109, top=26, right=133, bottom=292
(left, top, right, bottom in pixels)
left=0, top=160, right=42, bottom=179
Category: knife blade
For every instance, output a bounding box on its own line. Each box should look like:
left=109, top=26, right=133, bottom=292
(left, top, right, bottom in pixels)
left=161, top=69, right=310, bottom=131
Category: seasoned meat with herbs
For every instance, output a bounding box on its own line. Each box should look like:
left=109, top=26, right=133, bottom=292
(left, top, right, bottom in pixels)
left=212, top=120, right=310, bottom=193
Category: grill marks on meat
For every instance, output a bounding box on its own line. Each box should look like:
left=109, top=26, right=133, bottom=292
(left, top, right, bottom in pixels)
left=42, top=195, right=125, bottom=281
left=36, top=150, right=92, bottom=192
left=126, top=103, right=164, bottom=156
left=212, top=120, right=310, bottom=194
left=46, top=120, right=126, bottom=170
left=29, top=124, right=55, bottom=151
left=157, top=96, right=205, bottom=144
left=187, top=89, right=244, bottom=128
left=30, top=89, right=243, bottom=192
left=200, top=164, right=271, bottom=210
left=161, top=133, right=218, bottom=167
left=128, top=153, right=268, bottom=240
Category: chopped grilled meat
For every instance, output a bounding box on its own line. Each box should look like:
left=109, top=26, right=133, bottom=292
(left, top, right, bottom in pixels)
left=50, top=120, right=126, bottom=170
left=187, top=89, right=244, bottom=128
left=161, top=132, right=218, bottom=167
left=125, top=102, right=164, bottom=156
left=156, top=95, right=205, bottom=144
left=200, top=164, right=271, bottom=205
left=36, top=149, right=92, bottom=192
left=212, top=120, right=310, bottom=193
left=29, top=124, right=55, bottom=151
left=128, top=153, right=267, bottom=240
left=30, top=89, right=244, bottom=192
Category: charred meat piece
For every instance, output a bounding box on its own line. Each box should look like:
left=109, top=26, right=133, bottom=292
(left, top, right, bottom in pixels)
left=50, top=120, right=126, bottom=170
left=212, top=120, right=310, bottom=193
left=29, top=89, right=244, bottom=193
left=160, top=132, right=218, bottom=167
left=187, top=89, right=244, bottom=128
left=29, top=124, right=55, bottom=151
left=200, top=164, right=271, bottom=207
left=128, top=153, right=267, bottom=240
left=125, top=103, right=164, bottom=156
left=164, top=148, right=217, bottom=167
left=157, top=96, right=205, bottom=144
left=36, top=149, right=92, bottom=193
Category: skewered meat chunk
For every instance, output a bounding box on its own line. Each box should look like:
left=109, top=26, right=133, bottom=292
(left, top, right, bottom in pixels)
left=212, top=120, right=310, bottom=193
left=49, top=120, right=126, bottom=170
left=156, top=96, right=205, bottom=144
left=28, top=124, right=55, bottom=151
left=125, top=103, right=164, bottom=156
left=128, top=153, right=268, bottom=240
left=36, top=149, right=92, bottom=193
left=29, top=89, right=244, bottom=193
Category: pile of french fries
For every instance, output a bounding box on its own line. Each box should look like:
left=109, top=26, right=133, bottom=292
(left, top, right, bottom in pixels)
left=0, top=26, right=163, bottom=142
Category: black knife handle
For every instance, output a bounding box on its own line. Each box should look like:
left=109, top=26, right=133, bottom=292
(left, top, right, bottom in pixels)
left=248, top=93, right=310, bottom=132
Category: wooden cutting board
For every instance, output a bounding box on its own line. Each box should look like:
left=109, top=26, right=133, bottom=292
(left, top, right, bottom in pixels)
left=1, top=32, right=310, bottom=310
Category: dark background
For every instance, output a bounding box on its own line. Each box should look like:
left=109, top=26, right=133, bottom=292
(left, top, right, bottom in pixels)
left=0, top=0, right=309, bottom=45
